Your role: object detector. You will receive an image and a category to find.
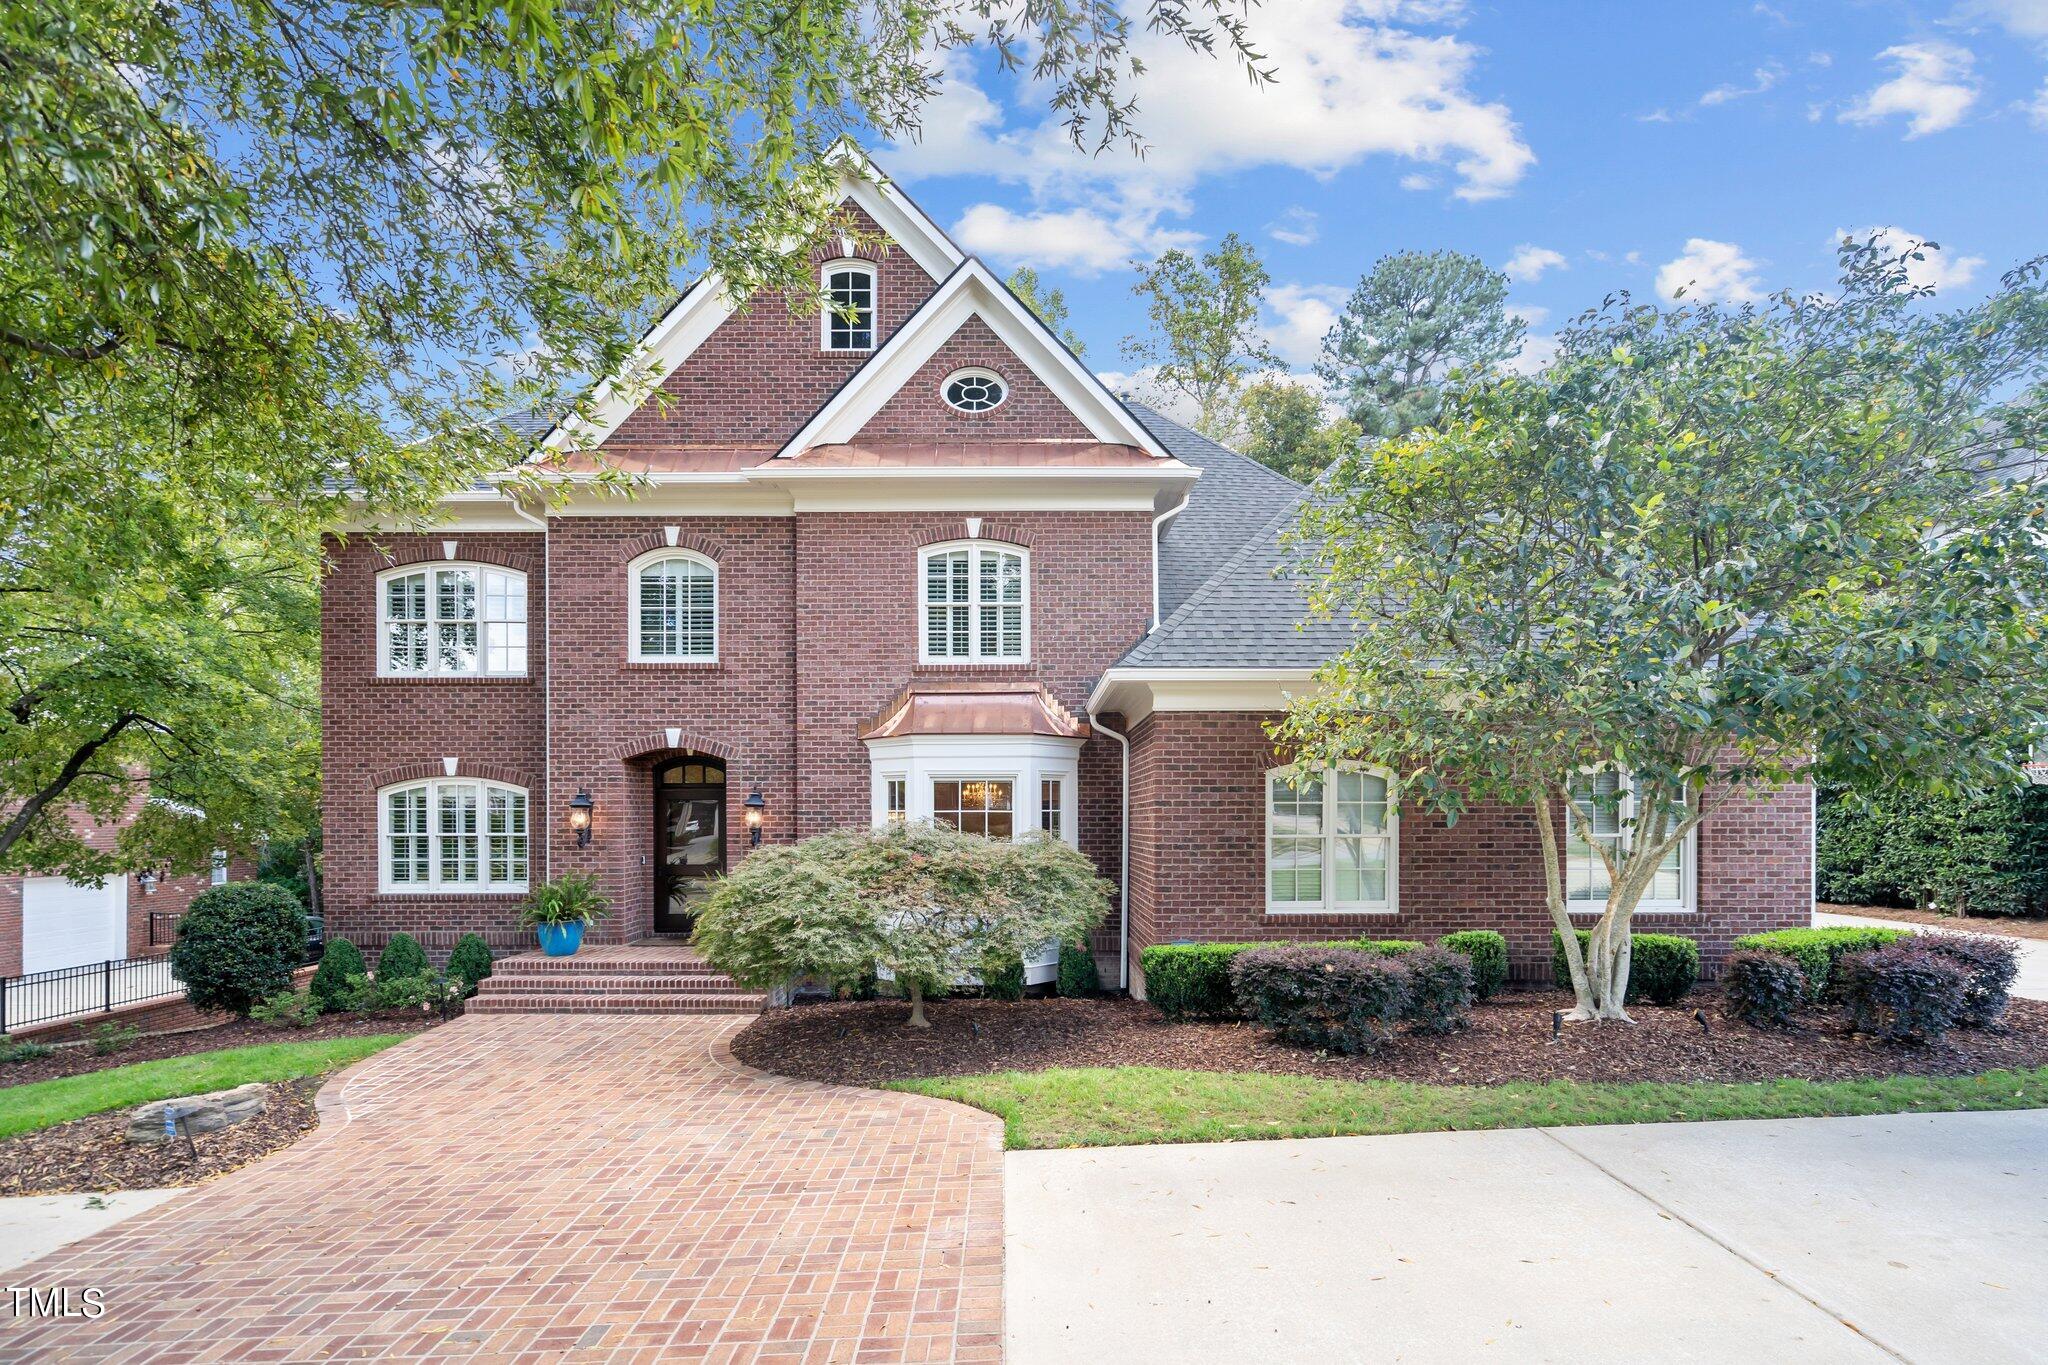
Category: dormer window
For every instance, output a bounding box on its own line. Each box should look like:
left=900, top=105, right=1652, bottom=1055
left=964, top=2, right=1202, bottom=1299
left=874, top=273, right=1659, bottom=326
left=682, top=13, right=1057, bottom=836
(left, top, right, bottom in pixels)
left=942, top=368, right=1007, bottom=413
left=822, top=260, right=875, bottom=351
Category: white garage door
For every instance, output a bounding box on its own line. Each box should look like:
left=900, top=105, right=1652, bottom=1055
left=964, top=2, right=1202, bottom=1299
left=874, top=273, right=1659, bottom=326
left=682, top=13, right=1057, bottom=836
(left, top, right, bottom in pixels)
left=22, top=877, right=127, bottom=975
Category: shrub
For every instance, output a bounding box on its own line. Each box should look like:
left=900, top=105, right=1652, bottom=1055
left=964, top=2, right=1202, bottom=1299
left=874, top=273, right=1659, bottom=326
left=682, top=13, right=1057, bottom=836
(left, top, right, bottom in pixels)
left=249, top=989, right=323, bottom=1028
left=1400, top=945, right=1474, bottom=1034
left=1840, top=944, right=1969, bottom=1044
left=445, top=934, right=495, bottom=996
left=1352, top=938, right=1424, bottom=957
left=1229, top=946, right=1410, bottom=1054
left=310, top=938, right=367, bottom=1011
left=1916, top=934, right=2021, bottom=1028
left=1723, top=951, right=1807, bottom=1028
left=1140, top=943, right=1258, bottom=1020
left=980, top=956, right=1026, bottom=1001
left=1730, top=926, right=1912, bottom=1000
left=1057, top=940, right=1101, bottom=997
left=1817, top=780, right=2048, bottom=917
left=1552, top=930, right=1698, bottom=1005
left=376, top=932, right=429, bottom=981
left=168, top=882, right=308, bottom=1016
left=86, top=1021, right=141, bottom=1056
left=1438, top=931, right=1509, bottom=1000
left=0, top=1035, right=53, bottom=1064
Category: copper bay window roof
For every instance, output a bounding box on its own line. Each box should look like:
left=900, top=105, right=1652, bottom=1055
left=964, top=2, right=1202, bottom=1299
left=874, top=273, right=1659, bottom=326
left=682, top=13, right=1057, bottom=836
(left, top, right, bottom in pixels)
left=857, top=682, right=1091, bottom=741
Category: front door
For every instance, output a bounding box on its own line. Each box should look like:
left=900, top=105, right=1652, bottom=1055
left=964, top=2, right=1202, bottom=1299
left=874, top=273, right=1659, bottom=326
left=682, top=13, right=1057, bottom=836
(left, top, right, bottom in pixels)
left=655, top=757, right=725, bottom=935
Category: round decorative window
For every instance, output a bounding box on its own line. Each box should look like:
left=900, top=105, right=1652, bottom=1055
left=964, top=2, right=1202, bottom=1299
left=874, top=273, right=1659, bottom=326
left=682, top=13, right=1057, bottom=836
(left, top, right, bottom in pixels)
left=943, top=369, right=1007, bottom=413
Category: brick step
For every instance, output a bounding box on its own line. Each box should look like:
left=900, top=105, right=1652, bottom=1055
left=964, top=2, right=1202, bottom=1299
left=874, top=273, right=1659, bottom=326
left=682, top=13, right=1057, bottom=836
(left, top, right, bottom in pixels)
left=467, top=991, right=766, bottom=1015
left=492, top=956, right=716, bottom=977
left=477, top=972, right=746, bottom=994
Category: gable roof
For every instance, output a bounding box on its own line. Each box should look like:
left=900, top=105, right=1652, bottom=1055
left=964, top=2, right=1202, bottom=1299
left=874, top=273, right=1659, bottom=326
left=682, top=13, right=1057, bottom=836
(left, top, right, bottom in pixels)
left=775, top=259, right=1173, bottom=460
left=1124, top=403, right=1307, bottom=617
left=538, top=147, right=965, bottom=455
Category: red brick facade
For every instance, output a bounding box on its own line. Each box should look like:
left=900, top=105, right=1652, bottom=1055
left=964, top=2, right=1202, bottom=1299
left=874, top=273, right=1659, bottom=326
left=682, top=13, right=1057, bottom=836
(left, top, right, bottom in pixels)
left=1126, top=711, right=1812, bottom=988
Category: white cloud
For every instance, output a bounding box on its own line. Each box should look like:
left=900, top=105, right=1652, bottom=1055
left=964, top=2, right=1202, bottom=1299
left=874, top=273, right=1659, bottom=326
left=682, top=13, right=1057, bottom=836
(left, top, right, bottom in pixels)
left=1263, top=283, right=1349, bottom=369
left=1835, top=226, right=1985, bottom=292
left=1700, top=61, right=1786, bottom=106
left=1503, top=244, right=1567, bottom=282
left=1267, top=207, right=1321, bottom=246
left=1840, top=42, right=1980, bottom=137
left=1399, top=173, right=1437, bottom=191
left=1511, top=304, right=1550, bottom=329
left=949, top=203, right=1198, bottom=274
left=1656, top=238, right=1765, bottom=303
left=2029, top=80, right=2048, bottom=127
left=1754, top=3, right=1791, bottom=25
left=1507, top=331, right=1559, bottom=376
left=1958, top=1, right=2048, bottom=41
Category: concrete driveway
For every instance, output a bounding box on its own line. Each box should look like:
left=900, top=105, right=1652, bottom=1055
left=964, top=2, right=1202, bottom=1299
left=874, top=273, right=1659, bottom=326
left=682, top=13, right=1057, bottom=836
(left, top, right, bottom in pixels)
left=1, top=1015, right=1003, bottom=1362
left=1008, top=1109, right=2048, bottom=1363
left=1814, top=909, right=2048, bottom=1000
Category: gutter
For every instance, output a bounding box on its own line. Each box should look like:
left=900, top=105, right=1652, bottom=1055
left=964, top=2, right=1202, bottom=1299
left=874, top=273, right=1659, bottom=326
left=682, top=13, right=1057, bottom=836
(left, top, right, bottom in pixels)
left=1086, top=703, right=1134, bottom=992
left=1149, top=489, right=1191, bottom=630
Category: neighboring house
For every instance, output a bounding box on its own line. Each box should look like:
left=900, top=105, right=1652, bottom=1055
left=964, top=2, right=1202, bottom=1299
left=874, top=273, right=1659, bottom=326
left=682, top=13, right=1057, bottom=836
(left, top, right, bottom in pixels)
left=321, top=147, right=1810, bottom=992
left=0, top=792, right=247, bottom=979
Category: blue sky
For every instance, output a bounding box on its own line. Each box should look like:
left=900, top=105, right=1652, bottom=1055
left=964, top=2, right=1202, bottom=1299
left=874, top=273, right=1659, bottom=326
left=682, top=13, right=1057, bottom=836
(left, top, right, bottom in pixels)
left=876, top=0, right=2048, bottom=384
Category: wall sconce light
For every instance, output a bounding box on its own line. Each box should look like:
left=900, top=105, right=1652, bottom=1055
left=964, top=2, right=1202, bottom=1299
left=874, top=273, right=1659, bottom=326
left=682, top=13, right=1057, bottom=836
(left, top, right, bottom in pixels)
left=744, top=784, right=766, bottom=847
left=567, top=787, right=595, bottom=847
left=137, top=870, right=159, bottom=895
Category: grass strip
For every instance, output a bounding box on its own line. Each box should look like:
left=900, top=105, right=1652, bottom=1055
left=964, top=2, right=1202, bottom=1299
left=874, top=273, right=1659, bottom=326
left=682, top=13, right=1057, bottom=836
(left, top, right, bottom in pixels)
left=890, top=1064, right=2048, bottom=1149
left=0, top=1036, right=412, bottom=1139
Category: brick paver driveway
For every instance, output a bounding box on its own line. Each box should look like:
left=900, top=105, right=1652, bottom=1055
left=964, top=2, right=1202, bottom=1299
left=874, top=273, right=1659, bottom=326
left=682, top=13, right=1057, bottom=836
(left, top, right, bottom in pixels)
left=2, top=1016, right=1003, bottom=1363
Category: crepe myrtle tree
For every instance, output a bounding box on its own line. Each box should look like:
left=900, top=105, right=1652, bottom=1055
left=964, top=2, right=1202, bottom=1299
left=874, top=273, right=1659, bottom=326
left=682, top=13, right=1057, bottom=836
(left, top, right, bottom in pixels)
left=1275, top=237, right=2048, bottom=1022
left=692, top=823, right=1111, bottom=1027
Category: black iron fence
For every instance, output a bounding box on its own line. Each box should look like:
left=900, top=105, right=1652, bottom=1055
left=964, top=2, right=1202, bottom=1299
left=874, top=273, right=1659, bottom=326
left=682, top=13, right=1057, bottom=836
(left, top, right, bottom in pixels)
left=1, top=955, right=183, bottom=1034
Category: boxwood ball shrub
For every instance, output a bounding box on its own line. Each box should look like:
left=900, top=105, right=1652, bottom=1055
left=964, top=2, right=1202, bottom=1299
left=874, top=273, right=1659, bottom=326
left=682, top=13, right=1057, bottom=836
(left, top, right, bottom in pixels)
left=1723, top=950, right=1807, bottom=1028
left=1840, top=944, right=1969, bottom=1044
left=1140, top=942, right=1259, bottom=1020
left=980, top=956, right=1026, bottom=1002
left=445, top=933, right=495, bottom=996
left=376, top=932, right=430, bottom=981
left=1730, top=926, right=1911, bottom=1001
left=1552, top=930, right=1698, bottom=1006
left=1438, top=931, right=1509, bottom=1000
left=309, top=937, right=367, bottom=1012
left=1229, top=946, right=1410, bottom=1055
left=169, top=882, right=309, bottom=1017
left=1400, top=945, right=1475, bottom=1034
left=1916, top=934, right=2020, bottom=1028
left=1057, top=940, right=1100, bottom=997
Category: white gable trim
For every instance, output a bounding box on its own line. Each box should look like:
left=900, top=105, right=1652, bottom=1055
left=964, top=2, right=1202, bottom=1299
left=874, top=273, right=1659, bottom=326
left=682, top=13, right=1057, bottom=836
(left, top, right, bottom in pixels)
left=539, top=150, right=963, bottom=455
left=774, top=259, right=1171, bottom=460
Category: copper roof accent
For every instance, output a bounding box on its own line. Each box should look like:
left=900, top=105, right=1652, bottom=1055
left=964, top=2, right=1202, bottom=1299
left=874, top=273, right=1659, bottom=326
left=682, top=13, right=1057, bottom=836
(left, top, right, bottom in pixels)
left=793, top=441, right=1161, bottom=468
left=545, top=445, right=778, bottom=475
left=858, top=682, right=1091, bottom=741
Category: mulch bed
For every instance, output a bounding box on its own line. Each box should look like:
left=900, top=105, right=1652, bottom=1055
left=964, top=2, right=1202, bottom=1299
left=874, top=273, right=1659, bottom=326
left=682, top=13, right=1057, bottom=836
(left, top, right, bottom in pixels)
left=733, top=989, right=2048, bottom=1089
left=0, top=1077, right=326, bottom=1196
left=1821, top=903, right=2048, bottom=943
left=1, top=1013, right=442, bottom=1088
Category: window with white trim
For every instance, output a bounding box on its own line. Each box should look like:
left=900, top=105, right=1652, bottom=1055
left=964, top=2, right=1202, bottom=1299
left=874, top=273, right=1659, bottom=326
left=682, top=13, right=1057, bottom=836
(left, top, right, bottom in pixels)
left=822, top=260, right=875, bottom=351
left=378, top=564, right=527, bottom=677
left=943, top=368, right=1007, bottom=412
left=379, top=779, right=528, bottom=893
left=1039, top=777, right=1063, bottom=839
left=1267, top=767, right=1398, bottom=913
left=630, top=551, right=717, bottom=661
left=1565, top=771, right=1694, bottom=912
left=933, top=779, right=1015, bottom=839
left=210, top=850, right=229, bottom=886
left=920, top=541, right=1028, bottom=663
left=884, top=776, right=908, bottom=823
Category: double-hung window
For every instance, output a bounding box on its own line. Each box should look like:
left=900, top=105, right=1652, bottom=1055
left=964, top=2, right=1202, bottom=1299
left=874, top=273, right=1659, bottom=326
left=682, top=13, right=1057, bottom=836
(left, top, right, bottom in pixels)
left=920, top=542, right=1028, bottom=663
left=630, top=552, right=717, bottom=662
left=1564, top=771, right=1694, bottom=912
left=822, top=261, right=875, bottom=351
left=379, top=564, right=527, bottom=677
left=1267, top=767, right=1398, bottom=913
left=380, top=779, right=529, bottom=893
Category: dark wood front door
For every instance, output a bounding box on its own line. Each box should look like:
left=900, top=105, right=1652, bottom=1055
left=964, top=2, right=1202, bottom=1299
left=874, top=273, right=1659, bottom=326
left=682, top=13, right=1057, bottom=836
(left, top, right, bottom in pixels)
left=655, top=757, right=725, bottom=935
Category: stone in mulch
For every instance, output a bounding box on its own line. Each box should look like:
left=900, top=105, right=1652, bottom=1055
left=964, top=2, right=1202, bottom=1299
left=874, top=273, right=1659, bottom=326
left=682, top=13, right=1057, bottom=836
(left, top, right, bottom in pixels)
left=0, top=1078, right=324, bottom=1196
left=1820, top=903, right=2048, bottom=943
left=733, top=990, right=2048, bottom=1090
left=1, top=1012, right=441, bottom=1088
left=125, top=1083, right=268, bottom=1142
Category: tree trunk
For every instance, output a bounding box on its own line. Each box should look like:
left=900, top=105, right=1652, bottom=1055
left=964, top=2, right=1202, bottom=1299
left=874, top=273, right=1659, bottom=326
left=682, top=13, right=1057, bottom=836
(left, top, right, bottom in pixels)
left=1532, top=797, right=1597, bottom=1019
left=906, top=980, right=929, bottom=1028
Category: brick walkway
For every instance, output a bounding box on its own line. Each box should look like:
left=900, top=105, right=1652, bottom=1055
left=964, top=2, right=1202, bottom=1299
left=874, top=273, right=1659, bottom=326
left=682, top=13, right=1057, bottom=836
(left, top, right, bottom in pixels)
left=1, top=1016, right=1004, bottom=1362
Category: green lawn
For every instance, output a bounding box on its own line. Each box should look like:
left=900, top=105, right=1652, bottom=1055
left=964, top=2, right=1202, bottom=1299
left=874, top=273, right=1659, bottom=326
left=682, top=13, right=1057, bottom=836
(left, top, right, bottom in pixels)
left=0, top=1036, right=412, bottom=1140
left=890, top=1065, right=2048, bottom=1150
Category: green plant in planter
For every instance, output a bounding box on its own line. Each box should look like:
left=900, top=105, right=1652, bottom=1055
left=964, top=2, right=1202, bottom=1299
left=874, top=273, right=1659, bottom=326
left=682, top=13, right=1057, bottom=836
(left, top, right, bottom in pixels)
left=517, top=873, right=613, bottom=928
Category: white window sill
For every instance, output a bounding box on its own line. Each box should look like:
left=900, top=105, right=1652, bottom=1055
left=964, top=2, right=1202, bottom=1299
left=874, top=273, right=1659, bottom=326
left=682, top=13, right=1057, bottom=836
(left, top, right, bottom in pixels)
left=1566, top=904, right=1694, bottom=916
left=375, top=887, right=529, bottom=898
left=1264, top=905, right=1399, bottom=917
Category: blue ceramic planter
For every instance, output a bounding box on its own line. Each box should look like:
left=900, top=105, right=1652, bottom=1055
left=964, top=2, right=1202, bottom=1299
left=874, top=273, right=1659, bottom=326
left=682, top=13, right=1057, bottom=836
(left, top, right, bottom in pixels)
left=536, top=921, right=585, bottom=957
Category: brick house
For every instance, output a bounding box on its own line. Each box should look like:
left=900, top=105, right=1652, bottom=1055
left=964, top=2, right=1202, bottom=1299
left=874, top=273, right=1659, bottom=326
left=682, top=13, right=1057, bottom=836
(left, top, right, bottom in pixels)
left=322, top=148, right=1810, bottom=995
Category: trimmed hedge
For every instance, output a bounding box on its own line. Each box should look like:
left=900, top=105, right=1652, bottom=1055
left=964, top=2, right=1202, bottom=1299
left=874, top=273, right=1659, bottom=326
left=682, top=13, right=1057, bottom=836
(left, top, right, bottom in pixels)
left=1141, top=938, right=1426, bottom=1021
left=1817, top=780, right=2048, bottom=917
left=1229, top=947, right=1409, bottom=1054
left=980, top=957, right=1027, bottom=1002
left=1438, top=931, right=1508, bottom=1000
left=1724, top=951, right=1806, bottom=1028
left=168, top=883, right=308, bottom=1017
left=1551, top=930, right=1698, bottom=1006
left=446, top=934, right=494, bottom=995
left=1057, top=941, right=1100, bottom=997
left=1400, top=946, right=1475, bottom=1034
left=309, top=937, right=367, bottom=1012
left=1841, top=945, right=1968, bottom=1044
left=1730, top=926, right=1911, bottom=1001
left=1917, top=934, right=2020, bottom=1028
left=376, top=932, right=429, bottom=981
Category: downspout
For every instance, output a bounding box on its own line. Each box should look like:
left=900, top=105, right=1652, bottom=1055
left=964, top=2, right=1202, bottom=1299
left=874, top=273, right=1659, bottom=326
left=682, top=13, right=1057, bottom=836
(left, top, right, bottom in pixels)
left=509, top=497, right=550, bottom=879
left=1087, top=704, right=1133, bottom=991
left=1150, top=490, right=1190, bottom=631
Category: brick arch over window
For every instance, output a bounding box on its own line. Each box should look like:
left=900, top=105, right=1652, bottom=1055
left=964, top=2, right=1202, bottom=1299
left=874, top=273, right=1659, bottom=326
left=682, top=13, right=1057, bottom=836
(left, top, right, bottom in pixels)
left=366, top=760, right=539, bottom=791
left=370, top=538, right=538, bottom=576
left=619, top=530, right=728, bottom=563
left=607, top=731, right=733, bottom=763
left=905, top=521, right=1036, bottom=552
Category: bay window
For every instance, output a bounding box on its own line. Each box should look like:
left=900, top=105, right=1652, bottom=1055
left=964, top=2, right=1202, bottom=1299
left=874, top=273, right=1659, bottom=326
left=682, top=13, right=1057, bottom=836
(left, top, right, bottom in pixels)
left=1266, top=767, right=1398, bottom=913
